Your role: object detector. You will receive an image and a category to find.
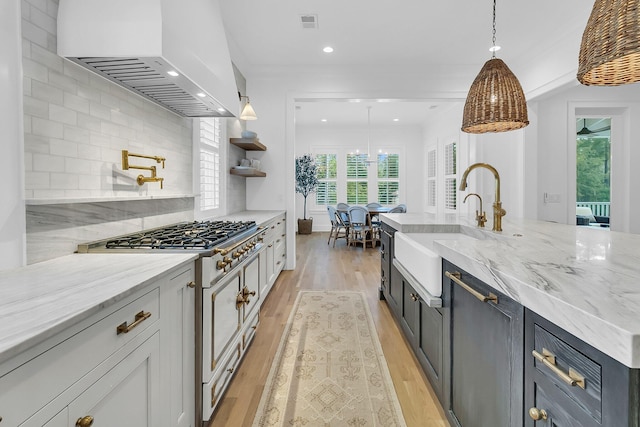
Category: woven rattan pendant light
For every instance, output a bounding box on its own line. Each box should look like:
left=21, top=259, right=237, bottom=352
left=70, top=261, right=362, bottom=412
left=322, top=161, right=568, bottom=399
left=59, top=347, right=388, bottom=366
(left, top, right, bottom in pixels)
left=461, top=0, right=529, bottom=134
left=578, top=0, right=640, bottom=85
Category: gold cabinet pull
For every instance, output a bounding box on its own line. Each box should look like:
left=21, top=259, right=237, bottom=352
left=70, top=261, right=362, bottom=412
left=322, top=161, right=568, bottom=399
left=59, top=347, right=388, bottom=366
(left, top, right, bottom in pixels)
left=187, top=281, right=196, bottom=288
left=76, top=416, right=94, bottom=427
left=116, top=311, right=151, bottom=335
left=532, top=348, right=586, bottom=389
left=528, top=407, right=548, bottom=421
left=445, top=271, right=498, bottom=303
left=410, top=293, right=419, bottom=302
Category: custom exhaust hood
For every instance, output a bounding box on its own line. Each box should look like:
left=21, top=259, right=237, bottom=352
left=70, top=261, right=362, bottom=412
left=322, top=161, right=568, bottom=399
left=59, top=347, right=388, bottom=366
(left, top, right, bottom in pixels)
left=57, top=0, right=240, bottom=118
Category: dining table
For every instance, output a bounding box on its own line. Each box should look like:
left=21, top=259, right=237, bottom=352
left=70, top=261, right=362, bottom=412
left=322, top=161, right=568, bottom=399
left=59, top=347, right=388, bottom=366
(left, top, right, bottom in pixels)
left=336, top=206, right=393, bottom=216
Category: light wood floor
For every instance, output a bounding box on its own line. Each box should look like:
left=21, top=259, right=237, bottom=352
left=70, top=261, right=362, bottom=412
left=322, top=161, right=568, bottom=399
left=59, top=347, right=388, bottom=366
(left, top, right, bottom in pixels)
left=209, top=232, right=449, bottom=427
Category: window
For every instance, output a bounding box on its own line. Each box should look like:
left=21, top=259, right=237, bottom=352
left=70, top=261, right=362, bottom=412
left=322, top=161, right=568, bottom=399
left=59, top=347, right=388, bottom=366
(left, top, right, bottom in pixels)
left=427, top=149, right=437, bottom=208
left=444, top=142, right=457, bottom=210
left=346, top=153, right=368, bottom=204
left=377, top=153, right=399, bottom=205
left=315, top=153, right=337, bottom=205
left=197, top=118, right=223, bottom=214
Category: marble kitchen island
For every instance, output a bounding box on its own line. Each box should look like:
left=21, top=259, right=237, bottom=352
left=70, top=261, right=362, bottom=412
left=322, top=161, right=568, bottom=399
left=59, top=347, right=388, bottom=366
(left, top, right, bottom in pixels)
left=382, top=212, right=640, bottom=368
left=381, top=212, right=640, bottom=427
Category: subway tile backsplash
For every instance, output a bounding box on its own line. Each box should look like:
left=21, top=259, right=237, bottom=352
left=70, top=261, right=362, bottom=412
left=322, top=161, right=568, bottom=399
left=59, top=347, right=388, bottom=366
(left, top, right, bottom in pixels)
left=22, top=0, right=248, bottom=263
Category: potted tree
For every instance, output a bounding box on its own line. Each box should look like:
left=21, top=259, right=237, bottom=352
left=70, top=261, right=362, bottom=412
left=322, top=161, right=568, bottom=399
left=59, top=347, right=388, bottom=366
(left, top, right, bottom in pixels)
left=295, top=154, right=318, bottom=234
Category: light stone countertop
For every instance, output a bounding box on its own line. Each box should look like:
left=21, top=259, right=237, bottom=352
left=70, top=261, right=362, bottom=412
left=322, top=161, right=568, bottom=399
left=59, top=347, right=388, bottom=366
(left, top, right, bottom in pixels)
left=214, top=210, right=286, bottom=227
left=380, top=212, right=640, bottom=368
left=0, top=253, right=197, bottom=365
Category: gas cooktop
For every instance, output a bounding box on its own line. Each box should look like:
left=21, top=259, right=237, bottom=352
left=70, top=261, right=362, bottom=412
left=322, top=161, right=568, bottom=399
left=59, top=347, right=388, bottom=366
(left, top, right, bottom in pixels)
left=78, top=220, right=257, bottom=252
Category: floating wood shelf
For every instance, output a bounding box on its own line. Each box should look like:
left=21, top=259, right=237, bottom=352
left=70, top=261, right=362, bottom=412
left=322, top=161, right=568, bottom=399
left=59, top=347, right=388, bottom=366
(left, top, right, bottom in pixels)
left=230, top=167, right=266, bottom=177
left=229, top=138, right=267, bottom=151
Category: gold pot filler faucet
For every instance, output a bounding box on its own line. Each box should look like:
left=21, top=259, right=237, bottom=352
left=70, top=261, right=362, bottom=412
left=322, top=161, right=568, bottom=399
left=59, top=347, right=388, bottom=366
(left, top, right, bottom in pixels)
left=122, top=150, right=165, bottom=189
left=459, top=162, right=506, bottom=232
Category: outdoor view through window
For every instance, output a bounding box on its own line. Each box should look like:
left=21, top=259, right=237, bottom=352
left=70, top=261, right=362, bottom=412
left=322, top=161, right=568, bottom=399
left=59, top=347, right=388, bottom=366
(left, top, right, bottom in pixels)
left=576, top=117, right=611, bottom=226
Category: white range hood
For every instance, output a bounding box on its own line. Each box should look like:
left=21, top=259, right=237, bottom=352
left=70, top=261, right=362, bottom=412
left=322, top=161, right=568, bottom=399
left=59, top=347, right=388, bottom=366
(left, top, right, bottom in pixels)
left=57, top=0, right=240, bottom=118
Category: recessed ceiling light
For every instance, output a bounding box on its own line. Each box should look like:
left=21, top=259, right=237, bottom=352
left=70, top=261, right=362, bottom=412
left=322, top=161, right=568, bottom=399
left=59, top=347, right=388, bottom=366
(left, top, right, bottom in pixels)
left=321, top=119, right=327, bottom=122
left=489, top=45, right=501, bottom=53
left=197, top=93, right=206, bottom=97
left=323, top=46, right=334, bottom=53
left=217, top=107, right=226, bottom=112
left=167, top=70, right=179, bottom=77
left=393, top=118, right=400, bottom=122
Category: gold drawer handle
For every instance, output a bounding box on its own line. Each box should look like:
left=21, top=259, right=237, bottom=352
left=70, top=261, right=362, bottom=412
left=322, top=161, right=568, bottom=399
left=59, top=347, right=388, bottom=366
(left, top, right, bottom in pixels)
left=528, top=407, right=548, bottom=421
left=532, top=348, right=586, bottom=389
left=76, top=416, right=94, bottom=427
left=187, top=281, right=196, bottom=288
left=445, top=271, right=498, bottom=303
left=116, top=311, right=151, bottom=335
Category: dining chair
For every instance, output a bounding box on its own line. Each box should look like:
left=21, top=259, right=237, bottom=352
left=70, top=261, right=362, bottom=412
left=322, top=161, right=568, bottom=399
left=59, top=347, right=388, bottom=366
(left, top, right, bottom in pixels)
left=366, top=202, right=383, bottom=225
left=336, top=203, right=351, bottom=226
left=347, top=206, right=376, bottom=250
left=327, top=205, right=349, bottom=247
left=388, top=205, right=404, bottom=213
left=397, top=203, right=407, bottom=213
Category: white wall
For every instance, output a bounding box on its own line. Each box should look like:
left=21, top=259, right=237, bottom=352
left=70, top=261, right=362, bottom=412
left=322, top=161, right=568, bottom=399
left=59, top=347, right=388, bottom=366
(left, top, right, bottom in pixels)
left=0, top=0, right=26, bottom=269
left=295, top=124, right=424, bottom=232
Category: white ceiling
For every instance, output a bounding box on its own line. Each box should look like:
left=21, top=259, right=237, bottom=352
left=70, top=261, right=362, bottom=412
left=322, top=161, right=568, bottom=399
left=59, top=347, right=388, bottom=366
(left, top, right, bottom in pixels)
left=219, top=0, right=593, bottom=126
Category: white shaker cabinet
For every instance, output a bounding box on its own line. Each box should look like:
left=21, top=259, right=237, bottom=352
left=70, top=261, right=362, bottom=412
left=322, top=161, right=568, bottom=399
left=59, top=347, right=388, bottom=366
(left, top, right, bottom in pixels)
left=65, top=333, right=161, bottom=427
left=0, top=258, right=196, bottom=427
left=161, top=265, right=196, bottom=427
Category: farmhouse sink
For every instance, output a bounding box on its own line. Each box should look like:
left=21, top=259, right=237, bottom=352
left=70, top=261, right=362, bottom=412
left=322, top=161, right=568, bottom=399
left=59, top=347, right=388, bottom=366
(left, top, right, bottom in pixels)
left=394, top=232, right=477, bottom=297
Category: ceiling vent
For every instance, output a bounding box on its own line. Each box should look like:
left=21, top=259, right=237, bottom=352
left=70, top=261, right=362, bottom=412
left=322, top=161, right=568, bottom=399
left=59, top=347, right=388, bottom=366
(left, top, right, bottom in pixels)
left=300, top=15, right=318, bottom=29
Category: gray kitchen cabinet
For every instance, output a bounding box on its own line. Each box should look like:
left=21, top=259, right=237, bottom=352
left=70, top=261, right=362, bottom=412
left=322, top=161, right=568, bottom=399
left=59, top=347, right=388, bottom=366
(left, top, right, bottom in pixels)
left=416, top=296, right=444, bottom=401
left=397, top=272, right=445, bottom=401
left=442, top=260, right=524, bottom=427
left=380, top=223, right=394, bottom=301
left=524, top=310, right=640, bottom=427
left=388, top=263, right=403, bottom=319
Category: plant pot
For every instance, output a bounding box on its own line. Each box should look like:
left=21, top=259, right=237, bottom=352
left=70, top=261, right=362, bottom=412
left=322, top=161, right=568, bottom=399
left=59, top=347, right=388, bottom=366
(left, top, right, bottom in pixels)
left=298, top=218, right=313, bottom=235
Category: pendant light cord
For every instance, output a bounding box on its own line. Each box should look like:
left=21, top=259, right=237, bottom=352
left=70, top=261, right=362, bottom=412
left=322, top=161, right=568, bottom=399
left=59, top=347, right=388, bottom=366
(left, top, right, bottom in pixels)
left=492, top=0, right=497, bottom=58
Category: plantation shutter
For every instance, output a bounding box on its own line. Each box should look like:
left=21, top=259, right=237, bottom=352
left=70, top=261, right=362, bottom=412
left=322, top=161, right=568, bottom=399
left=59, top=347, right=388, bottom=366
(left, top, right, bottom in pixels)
left=377, top=153, right=400, bottom=205
left=315, top=153, right=337, bottom=205
left=346, top=153, right=368, bottom=204
left=444, top=142, right=457, bottom=210
left=199, top=118, right=221, bottom=211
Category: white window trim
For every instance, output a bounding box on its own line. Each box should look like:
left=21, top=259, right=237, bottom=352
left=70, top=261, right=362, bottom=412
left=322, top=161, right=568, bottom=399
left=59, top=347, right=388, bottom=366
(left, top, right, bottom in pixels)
left=193, top=118, right=226, bottom=220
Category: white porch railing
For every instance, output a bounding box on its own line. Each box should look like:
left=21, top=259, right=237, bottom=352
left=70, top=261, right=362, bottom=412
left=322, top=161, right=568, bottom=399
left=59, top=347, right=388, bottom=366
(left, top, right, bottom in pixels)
left=577, top=202, right=610, bottom=217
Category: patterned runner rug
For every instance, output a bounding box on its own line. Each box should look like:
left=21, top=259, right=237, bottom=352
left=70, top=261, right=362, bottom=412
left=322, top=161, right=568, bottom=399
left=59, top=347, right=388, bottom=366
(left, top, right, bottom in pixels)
left=252, top=290, right=407, bottom=426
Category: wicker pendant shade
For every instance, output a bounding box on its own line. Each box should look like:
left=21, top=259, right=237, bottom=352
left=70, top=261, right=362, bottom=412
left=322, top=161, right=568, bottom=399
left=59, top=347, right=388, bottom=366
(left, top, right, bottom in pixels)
left=577, top=0, right=640, bottom=85
left=461, top=58, right=529, bottom=133
left=461, top=0, right=529, bottom=134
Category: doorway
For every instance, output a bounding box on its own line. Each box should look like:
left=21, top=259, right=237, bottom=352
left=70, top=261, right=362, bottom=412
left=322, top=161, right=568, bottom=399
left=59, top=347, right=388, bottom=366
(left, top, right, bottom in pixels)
left=575, top=117, right=611, bottom=228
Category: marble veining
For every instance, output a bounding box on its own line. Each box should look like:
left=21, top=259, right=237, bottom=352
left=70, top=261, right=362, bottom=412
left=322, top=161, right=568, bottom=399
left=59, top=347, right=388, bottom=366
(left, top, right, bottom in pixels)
left=382, top=213, right=640, bottom=368
left=0, top=253, right=197, bottom=365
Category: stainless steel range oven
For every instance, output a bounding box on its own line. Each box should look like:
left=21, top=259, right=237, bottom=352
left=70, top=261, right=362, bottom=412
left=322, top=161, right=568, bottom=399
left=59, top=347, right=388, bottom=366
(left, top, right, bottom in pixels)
left=78, top=219, right=265, bottom=426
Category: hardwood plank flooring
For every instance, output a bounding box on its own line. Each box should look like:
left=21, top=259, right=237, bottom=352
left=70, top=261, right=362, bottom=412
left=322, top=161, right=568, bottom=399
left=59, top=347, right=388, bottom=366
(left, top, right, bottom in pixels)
left=209, top=232, right=449, bottom=427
